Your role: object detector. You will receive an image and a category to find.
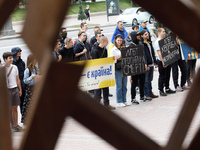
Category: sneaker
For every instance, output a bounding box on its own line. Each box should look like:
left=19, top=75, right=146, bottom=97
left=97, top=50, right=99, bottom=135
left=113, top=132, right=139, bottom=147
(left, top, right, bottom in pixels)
left=140, top=97, right=152, bottom=101
left=106, top=105, right=116, bottom=110
left=166, top=88, right=176, bottom=94
left=131, top=99, right=139, bottom=104
left=160, top=91, right=167, bottom=96
left=108, top=93, right=113, bottom=97
left=117, top=103, right=126, bottom=108
left=149, top=92, right=159, bottom=98
left=176, top=86, right=183, bottom=92
left=124, top=102, right=132, bottom=106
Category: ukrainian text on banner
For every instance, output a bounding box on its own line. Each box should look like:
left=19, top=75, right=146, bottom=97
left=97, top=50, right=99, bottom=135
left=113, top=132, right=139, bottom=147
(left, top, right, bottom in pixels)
left=71, top=57, right=115, bottom=91
left=180, top=42, right=200, bottom=60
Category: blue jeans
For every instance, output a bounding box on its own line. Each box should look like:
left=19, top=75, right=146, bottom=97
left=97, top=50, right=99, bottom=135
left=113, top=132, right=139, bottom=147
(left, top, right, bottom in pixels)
left=115, top=70, right=127, bottom=103
left=144, top=66, right=153, bottom=96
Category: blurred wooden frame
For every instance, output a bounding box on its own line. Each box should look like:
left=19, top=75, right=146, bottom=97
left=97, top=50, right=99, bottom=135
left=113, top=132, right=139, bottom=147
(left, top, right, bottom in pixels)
left=0, top=0, right=200, bottom=149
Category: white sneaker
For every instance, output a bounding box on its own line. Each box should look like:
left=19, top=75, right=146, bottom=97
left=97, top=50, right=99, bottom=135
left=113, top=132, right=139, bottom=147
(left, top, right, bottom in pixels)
left=176, top=86, right=183, bottom=92
left=124, top=102, right=132, bottom=106
left=117, top=103, right=126, bottom=108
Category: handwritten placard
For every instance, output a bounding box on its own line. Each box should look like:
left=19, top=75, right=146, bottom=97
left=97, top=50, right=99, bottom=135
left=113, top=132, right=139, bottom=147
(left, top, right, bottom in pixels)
left=121, top=45, right=145, bottom=77
left=159, top=34, right=180, bottom=66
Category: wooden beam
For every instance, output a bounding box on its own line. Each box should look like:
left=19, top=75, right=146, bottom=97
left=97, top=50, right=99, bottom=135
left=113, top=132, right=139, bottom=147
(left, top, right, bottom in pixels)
left=19, top=61, right=85, bottom=150
left=0, top=67, right=12, bottom=150
left=0, top=0, right=19, bottom=31
left=132, top=0, right=200, bottom=53
left=164, top=68, right=200, bottom=150
left=187, top=127, right=200, bottom=150
left=72, top=89, right=161, bottom=150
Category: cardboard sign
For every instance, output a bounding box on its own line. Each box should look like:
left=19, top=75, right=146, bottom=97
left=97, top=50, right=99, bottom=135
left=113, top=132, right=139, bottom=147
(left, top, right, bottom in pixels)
left=159, top=34, right=180, bottom=66
left=180, top=43, right=200, bottom=60
left=121, top=45, right=145, bottom=77
left=70, top=57, right=115, bottom=91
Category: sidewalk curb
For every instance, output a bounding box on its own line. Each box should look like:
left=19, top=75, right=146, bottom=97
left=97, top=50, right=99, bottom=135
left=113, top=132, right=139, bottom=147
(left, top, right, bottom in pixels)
left=0, top=22, right=116, bottom=40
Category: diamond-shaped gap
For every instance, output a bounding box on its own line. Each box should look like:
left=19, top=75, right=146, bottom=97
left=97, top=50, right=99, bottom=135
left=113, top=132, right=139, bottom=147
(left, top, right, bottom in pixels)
left=55, top=116, right=115, bottom=150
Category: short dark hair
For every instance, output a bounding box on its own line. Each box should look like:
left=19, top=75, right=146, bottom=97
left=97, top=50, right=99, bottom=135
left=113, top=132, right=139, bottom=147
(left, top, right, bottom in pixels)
left=80, top=22, right=87, bottom=28
left=3, top=52, right=13, bottom=60
left=78, top=31, right=86, bottom=37
left=59, top=27, right=66, bottom=33
left=132, top=25, right=139, bottom=30
left=117, top=21, right=123, bottom=25
left=139, top=29, right=148, bottom=35
left=95, top=32, right=101, bottom=38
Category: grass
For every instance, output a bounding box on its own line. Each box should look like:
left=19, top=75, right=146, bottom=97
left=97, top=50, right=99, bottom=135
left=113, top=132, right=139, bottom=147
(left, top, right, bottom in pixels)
left=12, top=0, right=133, bottom=21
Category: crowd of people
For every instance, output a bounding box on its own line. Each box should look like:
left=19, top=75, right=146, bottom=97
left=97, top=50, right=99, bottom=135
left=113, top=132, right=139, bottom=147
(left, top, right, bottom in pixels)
left=1, top=20, right=197, bottom=132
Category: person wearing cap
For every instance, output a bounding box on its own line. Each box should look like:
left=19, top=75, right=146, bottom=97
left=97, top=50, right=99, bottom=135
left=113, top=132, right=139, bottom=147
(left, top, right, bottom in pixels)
left=139, top=20, right=152, bottom=42
left=108, top=21, right=128, bottom=56
left=11, top=47, right=25, bottom=115
left=153, top=28, right=176, bottom=96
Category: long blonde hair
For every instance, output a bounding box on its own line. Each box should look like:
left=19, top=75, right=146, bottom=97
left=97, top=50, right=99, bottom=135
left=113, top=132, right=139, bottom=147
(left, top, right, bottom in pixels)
left=27, top=54, right=37, bottom=72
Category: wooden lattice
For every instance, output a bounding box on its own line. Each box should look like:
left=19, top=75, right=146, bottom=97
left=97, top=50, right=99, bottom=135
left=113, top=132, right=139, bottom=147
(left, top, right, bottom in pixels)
left=0, top=0, right=200, bottom=149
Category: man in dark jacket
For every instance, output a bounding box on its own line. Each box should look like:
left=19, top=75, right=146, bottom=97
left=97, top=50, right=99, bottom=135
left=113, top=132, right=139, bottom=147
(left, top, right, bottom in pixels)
left=92, top=36, right=115, bottom=110
left=11, top=47, right=25, bottom=114
left=140, top=30, right=158, bottom=99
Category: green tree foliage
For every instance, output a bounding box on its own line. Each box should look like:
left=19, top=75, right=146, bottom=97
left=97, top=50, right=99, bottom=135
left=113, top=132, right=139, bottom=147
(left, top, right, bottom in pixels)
left=78, top=0, right=86, bottom=20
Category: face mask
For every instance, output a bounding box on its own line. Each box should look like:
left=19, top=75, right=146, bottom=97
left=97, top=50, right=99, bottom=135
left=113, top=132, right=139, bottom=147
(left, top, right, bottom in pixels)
left=62, top=32, right=67, bottom=38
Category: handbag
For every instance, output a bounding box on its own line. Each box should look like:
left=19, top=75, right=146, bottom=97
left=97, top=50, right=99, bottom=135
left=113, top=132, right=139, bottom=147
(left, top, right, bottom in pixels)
left=115, top=60, right=122, bottom=71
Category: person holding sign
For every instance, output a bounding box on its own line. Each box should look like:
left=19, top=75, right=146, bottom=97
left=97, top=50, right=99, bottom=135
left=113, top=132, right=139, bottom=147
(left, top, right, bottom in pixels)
left=110, top=34, right=130, bottom=107
left=153, top=28, right=176, bottom=96
left=92, top=36, right=116, bottom=110
left=171, top=34, right=187, bottom=91
left=140, top=29, right=158, bottom=100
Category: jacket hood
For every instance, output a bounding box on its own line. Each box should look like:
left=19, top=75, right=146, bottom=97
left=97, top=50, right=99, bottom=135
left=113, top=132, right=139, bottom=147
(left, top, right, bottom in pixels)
left=130, top=31, right=140, bottom=45
left=11, top=47, right=22, bottom=61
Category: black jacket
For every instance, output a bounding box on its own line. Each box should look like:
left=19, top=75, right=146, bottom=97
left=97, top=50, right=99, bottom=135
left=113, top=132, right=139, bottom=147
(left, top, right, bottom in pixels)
left=74, top=40, right=91, bottom=61
left=91, top=45, right=107, bottom=59
left=140, top=41, right=157, bottom=66
left=59, top=46, right=75, bottom=62
left=11, top=47, right=25, bottom=82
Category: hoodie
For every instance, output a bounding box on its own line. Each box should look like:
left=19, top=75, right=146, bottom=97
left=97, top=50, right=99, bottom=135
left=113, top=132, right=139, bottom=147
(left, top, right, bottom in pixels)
left=130, top=31, right=140, bottom=45
left=11, top=47, right=25, bottom=82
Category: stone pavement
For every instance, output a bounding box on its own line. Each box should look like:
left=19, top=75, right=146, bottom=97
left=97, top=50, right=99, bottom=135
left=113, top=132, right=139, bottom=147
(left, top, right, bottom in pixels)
left=0, top=12, right=118, bottom=40
left=11, top=67, right=200, bottom=149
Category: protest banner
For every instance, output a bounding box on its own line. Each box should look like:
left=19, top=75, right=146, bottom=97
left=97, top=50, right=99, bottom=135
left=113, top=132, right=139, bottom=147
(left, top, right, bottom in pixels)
left=121, top=45, right=145, bottom=77
left=71, top=57, right=115, bottom=91
left=159, top=34, right=180, bottom=66
left=180, top=43, right=200, bottom=60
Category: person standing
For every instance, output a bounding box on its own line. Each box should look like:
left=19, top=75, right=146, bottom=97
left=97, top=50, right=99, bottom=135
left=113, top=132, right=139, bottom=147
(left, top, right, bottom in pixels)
left=108, top=21, right=128, bottom=56
left=74, top=31, right=91, bottom=61
left=153, top=28, right=176, bottom=96
left=3, top=52, right=22, bottom=132
left=140, top=29, right=158, bottom=100
left=92, top=36, right=115, bottom=110
left=90, top=26, right=102, bottom=48
left=171, top=34, right=187, bottom=91
left=110, top=34, right=130, bottom=107
left=85, top=5, right=90, bottom=21
left=139, top=20, right=152, bottom=42
left=59, top=38, right=75, bottom=62
left=53, top=40, right=62, bottom=62
left=22, top=54, right=39, bottom=123
left=11, top=47, right=25, bottom=115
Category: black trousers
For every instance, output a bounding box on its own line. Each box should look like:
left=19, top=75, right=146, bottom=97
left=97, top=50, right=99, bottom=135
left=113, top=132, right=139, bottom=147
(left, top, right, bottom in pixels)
left=172, top=59, right=187, bottom=88
left=187, top=59, right=196, bottom=84
left=158, top=60, right=171, bottom=91
left=20, top=82, right=25, bottom=114
left=131, top=73, right=145, bottom=99
left=94, top=87, right=109, bottom=106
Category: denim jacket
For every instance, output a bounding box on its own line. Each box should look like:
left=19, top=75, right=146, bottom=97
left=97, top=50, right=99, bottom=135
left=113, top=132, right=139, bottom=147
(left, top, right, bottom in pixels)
left=23, top=68, right=38, bottom=86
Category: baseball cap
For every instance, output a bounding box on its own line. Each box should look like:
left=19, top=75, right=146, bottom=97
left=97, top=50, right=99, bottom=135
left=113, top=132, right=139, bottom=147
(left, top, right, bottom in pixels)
left=140, top=20, right=148, bottom=23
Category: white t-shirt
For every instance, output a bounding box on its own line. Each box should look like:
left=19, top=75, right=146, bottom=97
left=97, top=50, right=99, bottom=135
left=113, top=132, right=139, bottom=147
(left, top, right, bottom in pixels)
left=5, top=64, right=18, bottom=89
left=110, top=46, right=121, bottom=63
left=153, top=38, right=161, bottom=60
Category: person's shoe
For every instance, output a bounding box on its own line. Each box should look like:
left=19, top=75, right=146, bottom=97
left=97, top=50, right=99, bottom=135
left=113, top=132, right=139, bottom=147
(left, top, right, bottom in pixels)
left=131, top=99, right=139, bottom=104
left=16, top=125, right=23, bottom=130
left=160, top=91, right=167, bottom=96
left=124, top=102, right=132, bottom=106
left=176, top=86, right=183, bottom=92
left=108, top=93, right=113, bottom=97
left=13, top=126, right=22, bottom=132
left=165, top=88, right=176, bottom=94
left=140, top=97, right=152, bottom=101
left=149, top=92, right=159, bottom=98
left=106, top=105, right=116, bottom=110
left=117, top=103, right=126, bottom=108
